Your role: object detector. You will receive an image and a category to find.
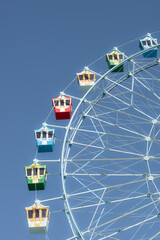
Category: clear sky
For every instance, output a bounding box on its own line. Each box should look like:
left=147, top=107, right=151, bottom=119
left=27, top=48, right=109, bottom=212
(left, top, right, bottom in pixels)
left=1, top=0, right=160, bottom=239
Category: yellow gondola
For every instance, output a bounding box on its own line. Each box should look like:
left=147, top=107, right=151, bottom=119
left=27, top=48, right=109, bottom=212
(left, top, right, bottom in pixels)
left=26, top=203, right=49, bottom=234
left=77, top=68, right=95, bottom=93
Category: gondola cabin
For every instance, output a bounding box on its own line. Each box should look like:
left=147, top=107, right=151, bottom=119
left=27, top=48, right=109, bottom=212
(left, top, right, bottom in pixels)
left=77, top=70, right=95, bottom=93
left=52, top=95, right=72, bottom=120
left=106, top=47, right=124, bottom=72
left=26, top=203, right=49, bottom=234
left=25, top=162, right=47, bottom=191
left=34, top=126, right=55, bottom=152
left=139, top=33, right=158, bottom=58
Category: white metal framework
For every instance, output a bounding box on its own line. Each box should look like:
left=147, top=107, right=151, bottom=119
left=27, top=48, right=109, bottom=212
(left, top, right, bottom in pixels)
left=58, top=43, right=160, bottom=240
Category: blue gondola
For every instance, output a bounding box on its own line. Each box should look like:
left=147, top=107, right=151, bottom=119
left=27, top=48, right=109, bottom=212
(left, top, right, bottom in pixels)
left=34, top=126, right=55, bottom=152
left=139, top=33, right=158, bottom=58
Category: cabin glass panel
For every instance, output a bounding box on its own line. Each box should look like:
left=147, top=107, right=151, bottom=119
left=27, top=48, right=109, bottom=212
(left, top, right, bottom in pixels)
left=28, top=210, right=33, bottom=219
left=36, top=132, right=41, bottom=139
left=33, top=168, right=38, bottom=176
left=40, top=168, right=45, bottom=175
left=108, top=55, right=113, bottom=60
left=27, top=168, right=32, bottom=176
left=114, top=54, right=118, bottom=60
left=54, top=100, right=59, bottom=106
left=35, top=209, right=39, bottom=219
left=42, top=209, right=47, bottom=218
left=152, top=40, right=156, bottom=45
left=79, top=75, right=83, bottom=80
left=147, top=40, right=151, bottom=45
left=66, top=100, right=70, bottom=106
left=90, top=74, right=94, bottom=80
left=42, top=131, right=46, bottom=138
left=48, top=131, right=53, bottom=138
left=84, top=74, right=89, bottom=80
left=60, top=100, right=64, bottom=106
left=142, top=41, right=146, bottom=46
left=119, top=54, right=123, bottom=60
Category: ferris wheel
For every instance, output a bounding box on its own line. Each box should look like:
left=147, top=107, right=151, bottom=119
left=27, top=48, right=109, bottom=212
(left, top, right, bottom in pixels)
left=25, top=33, right=160, bottom=240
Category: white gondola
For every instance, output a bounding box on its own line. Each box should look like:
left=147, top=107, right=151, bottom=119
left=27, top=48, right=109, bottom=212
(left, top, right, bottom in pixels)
left=77, top=68, right=95, bottom=93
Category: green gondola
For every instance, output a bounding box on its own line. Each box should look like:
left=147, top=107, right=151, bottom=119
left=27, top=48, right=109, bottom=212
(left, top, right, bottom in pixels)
left=106, top=47, right=124, bottom=72
left=25, top=162, right=47, bottom=191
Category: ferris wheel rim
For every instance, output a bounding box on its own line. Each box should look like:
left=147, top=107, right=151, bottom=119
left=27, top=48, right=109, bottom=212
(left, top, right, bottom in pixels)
left=60, top=44, right=160, bottom=239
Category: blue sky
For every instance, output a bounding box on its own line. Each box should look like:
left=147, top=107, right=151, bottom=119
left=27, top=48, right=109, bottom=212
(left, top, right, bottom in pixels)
left=1, top=0, right=160, bottom=239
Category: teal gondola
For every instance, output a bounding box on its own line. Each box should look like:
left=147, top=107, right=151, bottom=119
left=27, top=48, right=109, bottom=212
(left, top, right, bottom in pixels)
left=139, top=33, right=158, bottom=58
left=34, top=126, right=55, bottom=152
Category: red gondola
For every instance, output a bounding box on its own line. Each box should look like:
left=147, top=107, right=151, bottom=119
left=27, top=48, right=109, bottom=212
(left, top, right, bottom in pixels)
left=52, top=95, right=72, bottom=120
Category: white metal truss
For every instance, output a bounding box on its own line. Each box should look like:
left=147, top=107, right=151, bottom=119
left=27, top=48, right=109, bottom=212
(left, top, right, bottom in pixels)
left=59, top=44, right=160, bottom=240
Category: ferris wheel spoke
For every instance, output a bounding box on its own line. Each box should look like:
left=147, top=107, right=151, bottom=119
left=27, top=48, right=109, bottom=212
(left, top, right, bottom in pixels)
left=71, top=161, right=106, bottom=188
left=69, top=141, right=103, bottom=160
left=85, top=199, right=159, bottom=236
left=70, top=124, right=105, bottom=136
left=68, top=178, right=147, bottom=199
left=70, top=141, right=144, bottom=158
left=71, top=141, right=104, bottom=150
left=70, top=127, right=145, bottom=141
left=87, top=189, right=106, bottom=231
left=98, top=215, right=158, bottom=240
left=87, top=93, right=153, bottom=123
left=150, top=231, right=160, bottom=240
left=93, top=101, right=155, bottom=124
left=88, top=107, right=129, bottom=118
left=86, top=114, right=147, bottom=138
left=66, top=173, right=145, bottom=177
left=70, top=193, right=156, bottom=211
left=89, top=208, right=107, bottom=240
left=133, top=93, right=160, bottom=117
left=71, top=150, right=104, bottom=177
left=132, top=58, right=160, bottom=83
left=71, top=176, right=106, bottom=205
left=104, top=91, right=132, bottom=107
left=87, top=181, right=154, bottom=238
left=107, top=148, right=143, bottom=157
left=133, top=78, right=160, bottom=108
left=69, top=157, right=143, bottom=162
left=90, top=118, right=106, bottom=148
